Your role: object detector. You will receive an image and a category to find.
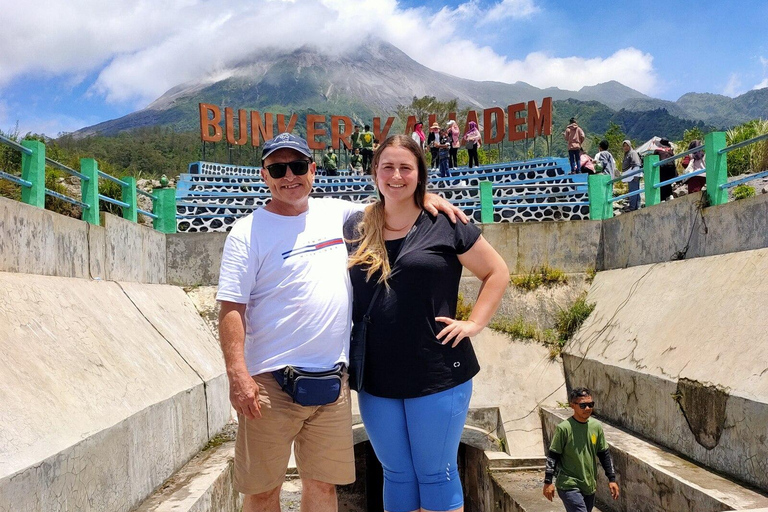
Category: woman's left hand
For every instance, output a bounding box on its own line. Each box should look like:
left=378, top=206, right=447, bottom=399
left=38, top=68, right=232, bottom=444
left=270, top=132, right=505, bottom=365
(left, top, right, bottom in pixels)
left=435, top=317, right=483, bottom=347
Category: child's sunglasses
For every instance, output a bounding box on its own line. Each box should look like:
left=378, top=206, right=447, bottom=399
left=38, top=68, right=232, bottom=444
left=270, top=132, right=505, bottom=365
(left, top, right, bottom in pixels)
left=265, top=160, right=312, bottom=179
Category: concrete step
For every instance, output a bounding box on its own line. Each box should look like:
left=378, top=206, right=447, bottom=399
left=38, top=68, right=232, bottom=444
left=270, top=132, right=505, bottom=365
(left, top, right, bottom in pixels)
left=491, top=470, right=606, bottom=512
left=133, top=440, right=241, bottom=512
left=540, top=407, right=768, bottom=512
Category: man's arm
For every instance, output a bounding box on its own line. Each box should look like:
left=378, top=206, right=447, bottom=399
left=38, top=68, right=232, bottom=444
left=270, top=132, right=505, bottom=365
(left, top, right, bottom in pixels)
left=597, top=448, right=620, bottom=499
left=543, top=449, right=561, bottom=501
left=219, top=301, right=261, bottom=419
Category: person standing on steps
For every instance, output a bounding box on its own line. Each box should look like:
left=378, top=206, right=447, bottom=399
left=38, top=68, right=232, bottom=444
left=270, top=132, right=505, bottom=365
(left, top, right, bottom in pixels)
left=564, top=118, right=585, bottom=173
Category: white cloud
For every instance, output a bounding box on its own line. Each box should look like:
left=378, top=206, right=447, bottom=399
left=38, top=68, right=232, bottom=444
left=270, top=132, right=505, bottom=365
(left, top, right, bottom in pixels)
left=754, top=78, right=768, bottom=90
left=723, top=73, right=743, bottom=97
left=0, top=0, right=659, bottom=107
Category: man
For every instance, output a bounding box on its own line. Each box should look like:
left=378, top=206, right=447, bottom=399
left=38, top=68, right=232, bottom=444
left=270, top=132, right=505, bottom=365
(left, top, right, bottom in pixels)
left=654, top=138, right=677, bottom=201
left=322, top=145, right=338, bottom=176
left=360, top=124, right=374, bottom=174
left=217, top=133, right=466, bottom=512
left=563, top=118, right=585, bottom=173
left=350, top=125, right=362, bottom=152
left=621, top=140, right=642, bottom=211
left=349, top=148, right=364, bottom=175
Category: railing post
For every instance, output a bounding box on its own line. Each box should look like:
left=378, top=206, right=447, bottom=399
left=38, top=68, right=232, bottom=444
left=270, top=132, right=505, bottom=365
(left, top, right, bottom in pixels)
left=121, top=176, right=138, bottom=222
left=588, top=174, right=613, bottom=220
left=152, top=187, right=177, bottom=234
left=80, top=158, right=100, bottom=225
left=644, top=154, right=660, bottom=207
left=705, top=131, right=728, bottom=206
left=20, top=140, right=46, bottom=208
left=479, top=181, right=493, bottom=223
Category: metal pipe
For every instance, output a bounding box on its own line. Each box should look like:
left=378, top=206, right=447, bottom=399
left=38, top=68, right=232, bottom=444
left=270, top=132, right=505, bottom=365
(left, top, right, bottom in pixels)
left=718, top=169, right=768, bottom=190
left=0, top=169, right=32, bottom=188
left=136, top=189, right=158, bottom=200
left=137, top=208, right=158, bottom=219
left=493, top=202, right=589, bottom=209
left=608, top=188, right=644, bottom=204
left=97, top=170, right=128, bottom=187
left=45, top=189, right=89, bottom=209
left=98, top=194, right=130, bottom=208
left=719, top=133, right=768, bottom=154
left=608, top=168, right=643, bottom=184
left=652, top=169, right=706, bottom=189
left=0, top=134, right=33, bottom=155
left=653, top=145, right=704, bottom=167
left=45, top=158, right=90, bottom=181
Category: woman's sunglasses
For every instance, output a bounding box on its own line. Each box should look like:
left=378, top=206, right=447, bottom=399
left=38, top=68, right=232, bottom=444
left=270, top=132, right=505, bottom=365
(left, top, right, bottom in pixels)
left=265, top=160, right=312, bottom=179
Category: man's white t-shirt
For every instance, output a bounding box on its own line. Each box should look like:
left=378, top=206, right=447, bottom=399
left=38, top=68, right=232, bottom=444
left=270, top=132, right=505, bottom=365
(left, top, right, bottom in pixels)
left=216, top=198, right=363, bottom=376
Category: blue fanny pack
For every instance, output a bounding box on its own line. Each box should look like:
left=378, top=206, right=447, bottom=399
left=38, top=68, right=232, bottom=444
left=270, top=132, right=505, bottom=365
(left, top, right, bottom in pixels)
left=272, top=364, right=344, bottom=406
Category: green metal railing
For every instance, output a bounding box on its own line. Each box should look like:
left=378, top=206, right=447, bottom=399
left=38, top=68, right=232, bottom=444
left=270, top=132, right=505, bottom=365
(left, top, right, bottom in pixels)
left=0, top=136, right=176, bottom=233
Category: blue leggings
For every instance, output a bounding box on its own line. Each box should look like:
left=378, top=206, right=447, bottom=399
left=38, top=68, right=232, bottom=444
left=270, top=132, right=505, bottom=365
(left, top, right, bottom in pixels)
left=358, top=380, right=472, bottom=512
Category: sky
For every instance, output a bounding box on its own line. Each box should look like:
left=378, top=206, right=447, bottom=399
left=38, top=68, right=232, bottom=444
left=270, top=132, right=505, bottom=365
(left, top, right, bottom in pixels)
left=1, top=0, right=767, bottom=137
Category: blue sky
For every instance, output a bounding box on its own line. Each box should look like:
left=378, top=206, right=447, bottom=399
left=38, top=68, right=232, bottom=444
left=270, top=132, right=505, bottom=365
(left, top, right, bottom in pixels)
left=2, top=0, right=766, bottom=137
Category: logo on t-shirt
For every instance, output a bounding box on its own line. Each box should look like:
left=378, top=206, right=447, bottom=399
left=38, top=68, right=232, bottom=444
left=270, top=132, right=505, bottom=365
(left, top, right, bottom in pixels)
left=591, top=434, right=597, bottom=445
left=282, top=238, right=344, bottom=260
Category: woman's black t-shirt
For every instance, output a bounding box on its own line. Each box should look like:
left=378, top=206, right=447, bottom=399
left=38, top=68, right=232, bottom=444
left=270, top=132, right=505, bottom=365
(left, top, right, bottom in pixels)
left=345, top=210, right=482, bottom=399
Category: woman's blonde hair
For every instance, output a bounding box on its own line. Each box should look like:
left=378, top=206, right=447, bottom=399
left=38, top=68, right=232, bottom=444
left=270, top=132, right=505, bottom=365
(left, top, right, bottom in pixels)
left=347, top=134, right=428, bottom=283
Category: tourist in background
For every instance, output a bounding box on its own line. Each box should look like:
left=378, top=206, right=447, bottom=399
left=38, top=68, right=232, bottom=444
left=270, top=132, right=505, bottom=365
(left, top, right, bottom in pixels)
left=564, top=118, right=585, bottom=173
left=447, top=120, right=460, bottom=168
left=427, top=122, right=441, bottom=171
left=322, top=145, right=338, bottom=176
left=438, top=128, right=452, bottom=178
left=463, top=121, right=482, bottom=168
left=350, top=148, right=364, bottom=175
left=411, top=121, right=426, bottom=152
left=361, top=124, right=375, bottom=174
left=655, top=138, right=677, bottom=201
left=594, top=140, right=617, bottom=178
left=579, top=149, right=595, bottom=174
left=621, top=140, right=643, bottom=211
left=345, top=134, right=508, bottom=512
left=682, top=139, right=706, bottom=193
left=351, top=125, right=363, bottom=153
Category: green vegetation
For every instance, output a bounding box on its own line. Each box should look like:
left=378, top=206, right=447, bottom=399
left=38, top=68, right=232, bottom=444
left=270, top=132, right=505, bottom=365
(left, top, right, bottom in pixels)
left=726, top=119, right=768, bottom=176
left=490, top=292, right=595, bottom=360
left=585, top=267, right=597, bottom=283
left=455, top=293, right=473, bottom=321
left=733, top=184, right=756, bottom=200
left=511, top=265, right=568, bottom=291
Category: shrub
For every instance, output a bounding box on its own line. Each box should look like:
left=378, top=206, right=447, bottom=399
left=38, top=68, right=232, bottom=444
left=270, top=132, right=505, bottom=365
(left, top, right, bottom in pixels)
left=733, top=184, right=756, bottom=201
left=511, top=265, right=568, bottom=291
left=455, top=293, right=473, bottom=321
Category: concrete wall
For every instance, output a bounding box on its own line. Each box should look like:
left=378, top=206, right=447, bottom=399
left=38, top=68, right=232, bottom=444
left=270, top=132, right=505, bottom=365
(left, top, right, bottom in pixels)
left=166, top=232, right=228, bottom=286
left=481, top=219, right=602, bottom=274
left=562, top=249, right=768, bottom=490
left=0, top=273, right=229, bottom=512
left=602, top=191, right=768, bottom=270
left=0, top=196, right=166, bottom=283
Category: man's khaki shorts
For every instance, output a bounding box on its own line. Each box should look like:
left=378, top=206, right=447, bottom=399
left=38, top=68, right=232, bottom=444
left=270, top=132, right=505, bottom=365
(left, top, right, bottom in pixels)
left=234, top=371, right=355, bottom=495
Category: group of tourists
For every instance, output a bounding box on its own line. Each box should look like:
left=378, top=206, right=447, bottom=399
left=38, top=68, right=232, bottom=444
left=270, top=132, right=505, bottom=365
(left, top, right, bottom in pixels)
left=565, top=118, right=706, bottom=212
left=412, top=119, right=483, bottom=176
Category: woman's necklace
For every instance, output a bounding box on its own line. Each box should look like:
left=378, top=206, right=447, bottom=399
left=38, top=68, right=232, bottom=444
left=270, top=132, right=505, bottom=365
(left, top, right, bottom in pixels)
left=384, top=221, right=410, bottom=231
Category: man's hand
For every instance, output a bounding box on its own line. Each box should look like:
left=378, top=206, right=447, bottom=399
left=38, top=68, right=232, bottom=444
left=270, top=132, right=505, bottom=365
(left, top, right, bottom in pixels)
left=229, top=371, right=261, bottom=420
left=609, top=482, right=620, bottom=500
left=424, top=193, right=469, bottom=224
left=543, top=483, right=555, bottom=501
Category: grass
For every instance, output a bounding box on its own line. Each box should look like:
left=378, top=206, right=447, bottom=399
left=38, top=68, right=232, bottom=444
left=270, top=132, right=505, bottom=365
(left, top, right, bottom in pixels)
left=585, top=267, right=597, bottom=283
left=490, top=293, right=595, bottom=360
left=733, top=184, right=756, bottom=201
left=511, top=265, right=568, bottom=291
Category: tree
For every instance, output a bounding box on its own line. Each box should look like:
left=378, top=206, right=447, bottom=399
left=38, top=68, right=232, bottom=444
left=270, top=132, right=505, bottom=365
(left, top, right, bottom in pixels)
left=396, top=96, right=460, bottom=127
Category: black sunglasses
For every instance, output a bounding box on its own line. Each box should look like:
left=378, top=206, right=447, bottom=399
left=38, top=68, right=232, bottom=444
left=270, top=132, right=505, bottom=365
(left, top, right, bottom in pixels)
left=265, top=160, right=312, bottom=179
left=577, top=402, right=595, bottom=410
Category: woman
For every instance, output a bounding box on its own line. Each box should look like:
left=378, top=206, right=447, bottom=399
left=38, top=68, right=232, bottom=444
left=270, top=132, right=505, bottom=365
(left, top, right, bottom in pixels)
left=446, top=120, right=460, bottom=168
left=427, top=122, right=441, bottom=171
left=463, top=121, right=482, bottom=168
left=345, top=135, right=509, bottom=512
left=683, top=139, right=706, bottom=193
left=411, top=121, right=426, bottom=152
left=579, top=149, right=595, bottom=174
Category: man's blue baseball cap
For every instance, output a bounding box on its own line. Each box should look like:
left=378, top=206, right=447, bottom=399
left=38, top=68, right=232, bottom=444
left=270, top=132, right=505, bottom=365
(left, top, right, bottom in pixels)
left=262, top=133, right=312, bottom=162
